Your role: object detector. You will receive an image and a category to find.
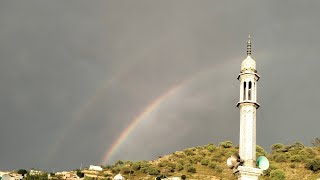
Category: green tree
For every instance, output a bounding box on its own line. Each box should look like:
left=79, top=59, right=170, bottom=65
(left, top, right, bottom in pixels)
left=76, top=170, right=84, bottom=178
left=17, top=169, right=28, bottom=175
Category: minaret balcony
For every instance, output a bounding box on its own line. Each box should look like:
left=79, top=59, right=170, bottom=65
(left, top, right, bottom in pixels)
left=237, top=101, right=260, bottom=109
left=237, top=72, right=260, bottom=81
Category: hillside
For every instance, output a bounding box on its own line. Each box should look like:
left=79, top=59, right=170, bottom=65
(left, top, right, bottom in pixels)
left=90, top=141, right=320, bottom=180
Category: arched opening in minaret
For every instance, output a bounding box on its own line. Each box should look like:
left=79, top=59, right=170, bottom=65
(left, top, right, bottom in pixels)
left=243, top=81, right=247, bottom=101
left=248, top=81, right=252, bottom=100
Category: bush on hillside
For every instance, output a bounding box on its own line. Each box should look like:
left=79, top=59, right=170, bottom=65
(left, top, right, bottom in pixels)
left=17, top=169, right=28, bottom=175
left=208, top=162, right=217, bottom=169
left=306, top=158, right=320, bottom=172
left=289, top=163, right=297, bottom=168
left=263, top=163, right=278, bottom=177
left=193, top=155, right=203, bottom=163
left=132, top=162, right=141, bottom=171
left=183, top=149, right=195, bottom=156
left=186, top=166, right=196, bottom=173
left=206, top=143, right=216, bottom=152
left=181, top=174, right=187, bottom=180
left=271, top=143, right=285, bottom=152
left=291, top=142, right=305, bottom=150
left=219, top=141, right=233, bottom=148
left=121, top=166, right=134, bottom=175
left=115, top=160, right=124, bottom=166
left=256, top=145, right=267, bottom=157
left=289, top=155, right=307, bottom=162
left=214, top=165, right=223, bottom=173
left=201, top=158, right=209, bottom=166
left=76, top=170, right=84, bottom=178
left=212, top=154, right=223, bottom=163
left=273, top=154, right=287, bottom=163
left=270, top=169, right=285, bottom=180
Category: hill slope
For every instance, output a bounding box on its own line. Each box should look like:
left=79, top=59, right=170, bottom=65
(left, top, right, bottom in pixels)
left=87, top=141, right=320, bottom=180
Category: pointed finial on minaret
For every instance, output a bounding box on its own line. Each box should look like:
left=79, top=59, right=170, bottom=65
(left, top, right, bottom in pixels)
left=247, top=34, right=251, bottom=56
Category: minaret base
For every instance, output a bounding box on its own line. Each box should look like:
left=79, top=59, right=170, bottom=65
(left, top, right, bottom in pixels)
left=237, top=166, right=263, bottom=180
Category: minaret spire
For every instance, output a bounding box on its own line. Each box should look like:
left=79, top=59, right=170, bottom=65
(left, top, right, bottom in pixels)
left=247, top=34, right=251, bottom=56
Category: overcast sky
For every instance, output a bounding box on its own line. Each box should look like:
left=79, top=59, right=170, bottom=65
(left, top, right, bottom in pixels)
left=1, top=1, right=320, bottom=171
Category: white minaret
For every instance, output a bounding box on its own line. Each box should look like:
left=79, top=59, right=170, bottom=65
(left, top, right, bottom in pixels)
left=236, top=35, right=263, bottom=180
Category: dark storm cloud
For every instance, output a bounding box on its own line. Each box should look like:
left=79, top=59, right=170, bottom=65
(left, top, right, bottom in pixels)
left=0, top=0, right=320, bottom=171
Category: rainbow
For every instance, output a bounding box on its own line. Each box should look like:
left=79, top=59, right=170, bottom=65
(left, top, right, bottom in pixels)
left=101, top=84, right=182, bottom=165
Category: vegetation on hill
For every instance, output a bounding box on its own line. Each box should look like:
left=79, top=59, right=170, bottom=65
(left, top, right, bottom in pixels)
left=13, top=140, right=320, bottom=180
left=98, top=141, right=320, bottom=180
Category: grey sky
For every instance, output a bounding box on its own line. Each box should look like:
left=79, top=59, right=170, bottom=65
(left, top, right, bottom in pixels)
left=0, top=1, right=320, bottom=171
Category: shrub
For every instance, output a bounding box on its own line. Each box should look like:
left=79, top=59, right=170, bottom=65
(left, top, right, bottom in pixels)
left=193, top=155, right=203, bottom=163
left=219, top=141, right=233, bottom=148
left=158, top=160, right=169, bottom=167
left=111, top=167, right=121, bottom=174
left=274, top=154, right=287, bottom=163
left=206, top=145, right=216, bottom=152
left=263, top=163, right=278, bottom=177
left=181, top=174, right=187, bottom=180
left=289, top=155, right=305, bottom=162
left=201, top=159, right=209, bottom=166
left=121, top=166, right=133, bottom=175
left=271, top=143, right=285, bottom=152
left=270, top=169, right=285, bottom=180
left=291, top=142, right=304, bottom=150
left=256, top=145, right=267, bottom=157
left=17, top=169, right=28, bottom=175
left=183, top=149, right=195, bottom=156
left=186, top=166, right=196, bottom=173
left=132, top=162, right=141, bottom=171
left=115, top=160, right=124, bottom=166
left=214, top=165, right=223, bottom=173
left=289, top=163, right=296, bottom=168
left=208, top=162, right=217, bottom=169
left=212, top=154, right=223, bottom=163
left=305, top=158, right=320, bottom=172
left=76, top=170, right=84, bottom=178
left=146, top=167, right=160, bottom=175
